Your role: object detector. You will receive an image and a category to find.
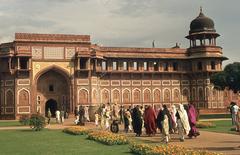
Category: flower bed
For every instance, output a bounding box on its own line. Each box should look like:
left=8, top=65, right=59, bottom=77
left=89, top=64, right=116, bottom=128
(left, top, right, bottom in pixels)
left=63, top=126, right=90, bottom=135
left=87, top=130, right=129, bottom=145
left=130, top=143, right=223, bottom=155
left=196, top=121, right=216, bottom=128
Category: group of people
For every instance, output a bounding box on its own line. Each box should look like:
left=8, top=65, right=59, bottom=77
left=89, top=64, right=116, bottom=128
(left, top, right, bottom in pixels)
left=74, top=105, right=90, bottom=126
left=123, top=103, right=200, bottom=143
left=46, top=108, right=68, bottom=124
left=75, top=102, right=199, bottom=143
left=229, top=102, right=240, bottom=132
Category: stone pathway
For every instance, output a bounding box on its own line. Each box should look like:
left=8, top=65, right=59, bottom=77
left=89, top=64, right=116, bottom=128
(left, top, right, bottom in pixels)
left=0, top=118, right=239, bottom=155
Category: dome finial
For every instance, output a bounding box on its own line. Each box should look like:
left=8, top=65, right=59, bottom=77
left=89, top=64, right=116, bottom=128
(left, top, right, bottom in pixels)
left=200, top=6, right=203, bottom=13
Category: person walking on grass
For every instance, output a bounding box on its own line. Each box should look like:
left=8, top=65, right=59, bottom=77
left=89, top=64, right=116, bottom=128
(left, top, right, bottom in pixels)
left=47, top=108, right=51, bottom=125
left=132, top=105, right=143, bottom=136
left=230, top=102, right=239, bottom=131
left=144, top=105, right=157, bottom=136
left=55, top=110, right=60, bottom=124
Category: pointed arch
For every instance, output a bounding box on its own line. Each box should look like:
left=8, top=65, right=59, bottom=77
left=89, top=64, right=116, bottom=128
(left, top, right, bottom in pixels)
left=101, top=89, right=110, bottom=104
left=153, top=88, right=161, bottom=103
left=143, top=88, right=151, bottom=103
left=173, top=88, right=181, bottom=102
left=205, top=87, right=211, bottom=100
left=192, top=87, right=196, bottom=101
left=78, top=88, right=89, bottom=104
left=18, top=88, right=30, bottom=105
left=133, top=88, right=141, bottom=103
left=163, top=88, right=171, bottom=102
left=122, top=88, right=131, bottom=104
left=5, top=89, right=14, bottom=106
left=182, top=87, right=190, bottom=101
left=112, top=88, right=120, bottom=104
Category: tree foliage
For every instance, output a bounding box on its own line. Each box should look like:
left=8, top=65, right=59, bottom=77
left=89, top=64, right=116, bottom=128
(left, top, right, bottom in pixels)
left=19, top=113, right=46, bottom=131
left=211, top=62, right=240, bottom=93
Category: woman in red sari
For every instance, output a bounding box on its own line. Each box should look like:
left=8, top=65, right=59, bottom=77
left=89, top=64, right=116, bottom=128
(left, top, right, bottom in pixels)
left=187, top=103, right=200, bottom=138
left=144, top=105, right=157, bottom=136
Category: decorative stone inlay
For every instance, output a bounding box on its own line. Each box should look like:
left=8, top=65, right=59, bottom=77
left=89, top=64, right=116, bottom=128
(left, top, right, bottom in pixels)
left=17, top=106, right=30, bottom=114
left=32, top=46, right=42, bottom=59
left=162, top=80, right=171, bottom=86
left=142, top=80, right=151, bottom=86
left=44, top=47, right=64, bottom=59
left=65, top=47, right=76, bottom=59
left=17, top=79, right=30, bottom=85
left=5, top=80, right=14, bottom=86
left=197, top=80, right=204, bottom=85
left=122, top=80, right=131, bottom=86
left=172, top=80, right=180, bottom=86
left=132, top=80, right=141, bottom=86
left=152, top=80, right=161, bottom=86
left=100, top=80, right=109, bottom=86
left=111, top=80, right=120, bottom=86
left=181, top=80, right=190, bottom=85
left=77, top=79, right=89, bottom=85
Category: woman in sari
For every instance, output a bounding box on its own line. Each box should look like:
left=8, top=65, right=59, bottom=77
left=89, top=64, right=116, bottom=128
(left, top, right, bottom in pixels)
left=187, top=103, right=200, bottom=138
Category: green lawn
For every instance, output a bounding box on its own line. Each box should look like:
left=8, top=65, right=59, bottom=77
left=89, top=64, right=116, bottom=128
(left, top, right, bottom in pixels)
left=0, top=129, right=131, bottom=155
left=199, top=120, right=237, bottom=134
left=0, top=121, right=23, bottom=127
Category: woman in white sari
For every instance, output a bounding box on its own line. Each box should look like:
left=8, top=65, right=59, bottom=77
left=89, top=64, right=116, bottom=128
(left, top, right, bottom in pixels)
left=176, top=103, right=190, bottom=141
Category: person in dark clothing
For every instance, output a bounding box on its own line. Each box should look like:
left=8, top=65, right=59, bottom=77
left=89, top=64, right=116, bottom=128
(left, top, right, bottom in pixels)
left=123, top=109, right=130, bottom=133
left=156, top=106, right=164, bottom=133
left=132, top=105, right=143, bottom=136
left=78, top=105, right=85, bottom=126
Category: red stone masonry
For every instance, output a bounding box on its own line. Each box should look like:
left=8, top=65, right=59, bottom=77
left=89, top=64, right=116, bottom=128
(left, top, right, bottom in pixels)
left=15, top=33, right=91, bottom=43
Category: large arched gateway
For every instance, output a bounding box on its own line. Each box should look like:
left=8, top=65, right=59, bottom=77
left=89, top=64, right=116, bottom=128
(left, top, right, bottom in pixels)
left=36, top=68, right=70, bottom=116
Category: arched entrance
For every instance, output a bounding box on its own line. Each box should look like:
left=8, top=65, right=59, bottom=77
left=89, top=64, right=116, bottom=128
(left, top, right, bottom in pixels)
left=36, top=67, right=70, bottom=116
left=45, top=99, right=57, bottom=117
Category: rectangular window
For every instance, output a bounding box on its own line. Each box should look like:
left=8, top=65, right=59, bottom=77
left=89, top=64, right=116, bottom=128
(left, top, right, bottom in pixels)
left=49, top=85, right=54, bottom=92
left=163, top=62, right=168, bottom=71
left=80, top=58, right=88, bottom=69
left=211, top=61, right=216, bottom=70
left=143, top=62, right=148, bottom=71
left=112, top=61, right=118, bottom=70
left=102, top=61, right=107, bottom=71
left=173, top=62, right=178, bottom=71
left=20, top=58, right=28, bottom=69
left=153, top=62, right=158, bottom=71
left=123, top=61, right=128, bottom=71
left=133, top=62, right=138, bottom=71
left=197, top=62, right=202, bottom=70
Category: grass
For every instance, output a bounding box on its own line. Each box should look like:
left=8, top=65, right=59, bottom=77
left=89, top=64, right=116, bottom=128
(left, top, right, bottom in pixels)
left=199, top=120, right=237, bottom=134
left=0, top=121, right=23, bottom=127
left=0, top=129, right=131, bottom=155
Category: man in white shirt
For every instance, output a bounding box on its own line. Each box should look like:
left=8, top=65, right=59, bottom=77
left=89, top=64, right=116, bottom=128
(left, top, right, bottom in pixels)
left=231, top=102, right=239, bottom=130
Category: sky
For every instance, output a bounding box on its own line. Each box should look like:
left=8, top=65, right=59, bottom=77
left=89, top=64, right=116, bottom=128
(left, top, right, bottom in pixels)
left=0, top=0, right=239, bottom=66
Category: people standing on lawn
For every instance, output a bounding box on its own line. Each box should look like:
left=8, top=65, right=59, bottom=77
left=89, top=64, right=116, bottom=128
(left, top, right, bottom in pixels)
left=74, top=106, right=79, bottom=124
left=105, top=106, right=111, bottom=130
left=144, top=105, right=157, bottom=136
left=78, top=105, right=85, bottom=126
left=55, top=109, right=60, bottom=124
left=119, top=106, right=125, bottom=124
left=94, top=111, right=99, bottom=127
left=230, top=102, right=239, bottom=131
left=132, top=105, right=143, bottom=136
left=176, top=103, right=190, bottom=142
left=156, top=105, right=164, bottom=133
left=187, top=103, right=200, bottom=138
left=84, top=106, right=90, bottom=122
left=60, top=109, right=65, bottom=124
left=47, top=108, right=51, bottom=125
left=123, top=108, right=132, bottom=133
left=161, top=105, right=172, bottom=143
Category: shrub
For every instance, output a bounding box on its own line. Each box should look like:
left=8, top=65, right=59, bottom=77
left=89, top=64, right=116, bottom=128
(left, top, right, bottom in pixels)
left=196, top=121, right=216, bottom=128
left=19, top=114, right=46, bottom=131
left=19, top=115, right=30, bottom=125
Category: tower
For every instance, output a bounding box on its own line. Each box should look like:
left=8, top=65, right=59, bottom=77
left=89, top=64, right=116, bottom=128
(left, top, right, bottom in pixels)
left=186, top=8, right=227, bottom=109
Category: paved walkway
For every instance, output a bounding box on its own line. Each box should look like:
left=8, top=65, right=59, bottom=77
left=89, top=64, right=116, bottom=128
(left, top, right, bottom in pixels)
left=0, top=118, right=239, bottom=155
